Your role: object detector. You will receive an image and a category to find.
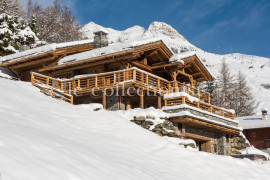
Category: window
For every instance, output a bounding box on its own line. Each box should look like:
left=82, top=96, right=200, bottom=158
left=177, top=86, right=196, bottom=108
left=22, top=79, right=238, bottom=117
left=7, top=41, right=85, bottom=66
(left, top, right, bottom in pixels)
left=226, top=134, right=230, bottom=143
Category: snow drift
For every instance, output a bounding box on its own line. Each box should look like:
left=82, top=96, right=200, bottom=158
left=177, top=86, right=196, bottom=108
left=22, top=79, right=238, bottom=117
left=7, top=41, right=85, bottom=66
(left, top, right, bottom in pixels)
left=1, top=78, right=270, bottom=179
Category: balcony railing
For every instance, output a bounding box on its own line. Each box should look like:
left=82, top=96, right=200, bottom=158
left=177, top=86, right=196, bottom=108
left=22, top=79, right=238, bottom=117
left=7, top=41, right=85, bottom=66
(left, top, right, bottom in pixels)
left=31, top=67, right=210, bottom=103
left=164, top=96, right=235, bottom=120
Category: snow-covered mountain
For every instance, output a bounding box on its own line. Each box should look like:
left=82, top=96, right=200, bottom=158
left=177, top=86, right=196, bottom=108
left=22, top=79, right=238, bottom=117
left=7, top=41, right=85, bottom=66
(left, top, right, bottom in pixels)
left=81, top=21, right=270, bottom=115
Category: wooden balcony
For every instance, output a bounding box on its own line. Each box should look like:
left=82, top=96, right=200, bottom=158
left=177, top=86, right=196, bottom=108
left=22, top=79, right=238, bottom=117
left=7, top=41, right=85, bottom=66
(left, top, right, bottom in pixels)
left=164, top=96, right=235, bottom=120
left=31, top=68, right=210, bottom=102
left=31, top=68, right=234, bottom=119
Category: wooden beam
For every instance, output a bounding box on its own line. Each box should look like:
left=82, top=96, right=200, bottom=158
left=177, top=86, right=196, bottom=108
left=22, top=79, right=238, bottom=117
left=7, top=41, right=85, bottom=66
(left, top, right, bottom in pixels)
left=130, top=61, right=152, bottom=71
left=39, top=50, right=135, bottom=73
left=151, top=62, right=182, bottom=70
left=170, top=117, right=240, bottom=135
left=8, top=56, right=56, bottom=69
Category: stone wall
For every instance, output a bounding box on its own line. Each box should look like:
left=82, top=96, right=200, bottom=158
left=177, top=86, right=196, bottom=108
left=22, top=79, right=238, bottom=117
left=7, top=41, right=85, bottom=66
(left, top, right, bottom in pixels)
left=106, top=96, right=126, bottom=111
left=130, top=116, right=195, bottom=148
left=230, top=135, right=249, bottom=154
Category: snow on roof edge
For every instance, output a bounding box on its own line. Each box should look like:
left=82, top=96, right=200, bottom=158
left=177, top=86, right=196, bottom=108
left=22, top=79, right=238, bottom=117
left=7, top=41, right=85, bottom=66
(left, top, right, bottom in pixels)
left=58, top=37, right=172, bottom=65
left=0, top=39, right=93, bottom=63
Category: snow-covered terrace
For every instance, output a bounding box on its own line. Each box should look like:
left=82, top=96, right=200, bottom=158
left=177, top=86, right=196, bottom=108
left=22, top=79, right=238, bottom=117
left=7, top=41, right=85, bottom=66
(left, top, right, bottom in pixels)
left=0, top=39, right=93, bottom=62
left=237, top=115, right=270, bottom=130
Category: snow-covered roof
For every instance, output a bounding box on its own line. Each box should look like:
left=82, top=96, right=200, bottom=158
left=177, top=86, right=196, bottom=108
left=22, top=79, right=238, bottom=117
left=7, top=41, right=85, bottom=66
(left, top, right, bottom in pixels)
left=0, top=39, right=93, bottom=63
left=58, top=37, right=171, bottom=64
left=169, top=51, right=196, bottom=63
left=93, top=27, right=109, bottom=34
left=237, top=115, right=270, bottom=129
left=169, top=51, right=215, bottom=80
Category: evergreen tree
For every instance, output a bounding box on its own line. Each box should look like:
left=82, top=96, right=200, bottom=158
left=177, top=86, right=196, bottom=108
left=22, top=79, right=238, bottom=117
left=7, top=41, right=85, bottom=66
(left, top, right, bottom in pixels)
left=212, top=59, right=235, bottom=109
left=234, top=71, right=255, bottom=116
left=0, top=13, right=38, bottom=56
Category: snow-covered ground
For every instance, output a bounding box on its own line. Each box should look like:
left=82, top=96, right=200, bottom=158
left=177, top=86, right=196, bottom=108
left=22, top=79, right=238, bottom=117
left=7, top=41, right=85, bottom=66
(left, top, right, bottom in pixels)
left=1, top=78, right=270, bottom=179
left=81, top=21, right=270, bottom=115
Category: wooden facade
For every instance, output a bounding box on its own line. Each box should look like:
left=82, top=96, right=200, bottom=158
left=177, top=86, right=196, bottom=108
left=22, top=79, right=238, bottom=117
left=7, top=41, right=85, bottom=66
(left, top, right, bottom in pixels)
left=243, top=128, right=270, bottom=150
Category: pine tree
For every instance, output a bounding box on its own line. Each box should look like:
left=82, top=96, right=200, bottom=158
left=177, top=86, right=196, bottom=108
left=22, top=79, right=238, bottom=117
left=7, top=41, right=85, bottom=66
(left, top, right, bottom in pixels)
left=0, top=13, right=38, bottom=56
left=212, top=59, right=236, bottom=109
left=234, top=71, right=255, bottom=116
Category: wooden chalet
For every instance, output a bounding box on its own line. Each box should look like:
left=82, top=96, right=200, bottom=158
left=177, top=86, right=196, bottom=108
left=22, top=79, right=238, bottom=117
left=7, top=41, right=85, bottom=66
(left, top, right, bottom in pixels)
left=0, top=31, right=241, bottom=154
left=238, top=110, right=270, bottom=150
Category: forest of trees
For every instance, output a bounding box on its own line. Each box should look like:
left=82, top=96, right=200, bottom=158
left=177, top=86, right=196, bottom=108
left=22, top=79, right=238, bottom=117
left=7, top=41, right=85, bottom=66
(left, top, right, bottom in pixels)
left=0, top=0, right=82, bottom=56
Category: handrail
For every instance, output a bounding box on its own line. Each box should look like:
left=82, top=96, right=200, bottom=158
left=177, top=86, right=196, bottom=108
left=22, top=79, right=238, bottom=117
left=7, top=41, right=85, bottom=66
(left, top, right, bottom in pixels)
left=164, top=96, right=235, bottom=120
left=31, top=68, right=210, bottom=103
left=31, top=73, right=73, bottom=104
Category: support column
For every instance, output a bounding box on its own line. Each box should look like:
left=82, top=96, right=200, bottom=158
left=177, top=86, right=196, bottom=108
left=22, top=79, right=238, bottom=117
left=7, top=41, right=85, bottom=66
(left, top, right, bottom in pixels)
left=140, top=89, right=144, bottom=109
left=126, top=97, right=131, bottom=110
left=157, top=95, right=162, bottom=109
left=102, top=90, right=106, bottom=109
left=181, top=123, right=186, bottom=139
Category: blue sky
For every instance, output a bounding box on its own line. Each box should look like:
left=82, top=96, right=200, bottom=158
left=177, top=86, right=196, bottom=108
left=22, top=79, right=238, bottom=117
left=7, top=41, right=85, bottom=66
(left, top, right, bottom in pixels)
left=24, top=0, right=270, bottom=57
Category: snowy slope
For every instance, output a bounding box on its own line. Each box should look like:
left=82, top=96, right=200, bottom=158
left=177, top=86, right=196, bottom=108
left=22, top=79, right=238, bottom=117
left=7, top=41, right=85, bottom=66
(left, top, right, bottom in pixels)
left=81, top=21, right=270, bottom=114
left=1, top=78, right=270, bottom=179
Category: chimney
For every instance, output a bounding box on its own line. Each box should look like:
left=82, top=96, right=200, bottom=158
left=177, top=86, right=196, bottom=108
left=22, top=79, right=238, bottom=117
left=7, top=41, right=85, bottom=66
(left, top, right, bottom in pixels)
left=93, top=28, right=109, bottom=49
left=262, top=107, right=268, bottom=120
left=19, top=37, right=30, bottom=52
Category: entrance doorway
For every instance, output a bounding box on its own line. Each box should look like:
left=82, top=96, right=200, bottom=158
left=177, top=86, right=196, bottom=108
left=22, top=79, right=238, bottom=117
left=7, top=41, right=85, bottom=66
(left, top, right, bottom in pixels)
left=186, top=133, right=212, bottom=153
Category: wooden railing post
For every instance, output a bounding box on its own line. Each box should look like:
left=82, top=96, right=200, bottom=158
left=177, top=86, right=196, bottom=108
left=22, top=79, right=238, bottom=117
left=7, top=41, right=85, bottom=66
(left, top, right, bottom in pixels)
left=168, top=82, right=171, bottom=93
left=164, top=99, right=167, bottom=106
left=210, top=106, right=213, bottom=113
left=78, top=79, right=80, bottom=88
left=197, top=101, right=200, bottom=108
left=182, top=96, right=186, bottom=104
left=113, top=73, right=116, bottom=84
left=50, top=86, right=53, bottom=97
left=133, top=69, right=136, bottom=82
left=46, top=77, right=49, bottom=85
left=174, top=81, right=178, bottom=92
left=95, top=76, right=98, bottom=87
left=157, top=79, right=160, bottom=91
left=70, top=96, right=74, bottom=104
left=31, top=73, right=34, bottom=86
left=146, top=74, right=148, bottom=86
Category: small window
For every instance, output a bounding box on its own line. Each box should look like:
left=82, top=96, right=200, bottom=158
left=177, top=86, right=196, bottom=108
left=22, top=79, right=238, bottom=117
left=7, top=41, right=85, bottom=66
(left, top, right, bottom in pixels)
left=178, top=123, right=182, bottom=130
left=226, top=134, right=230, bottom=143
left=251, top=132, right=256, bottom=138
